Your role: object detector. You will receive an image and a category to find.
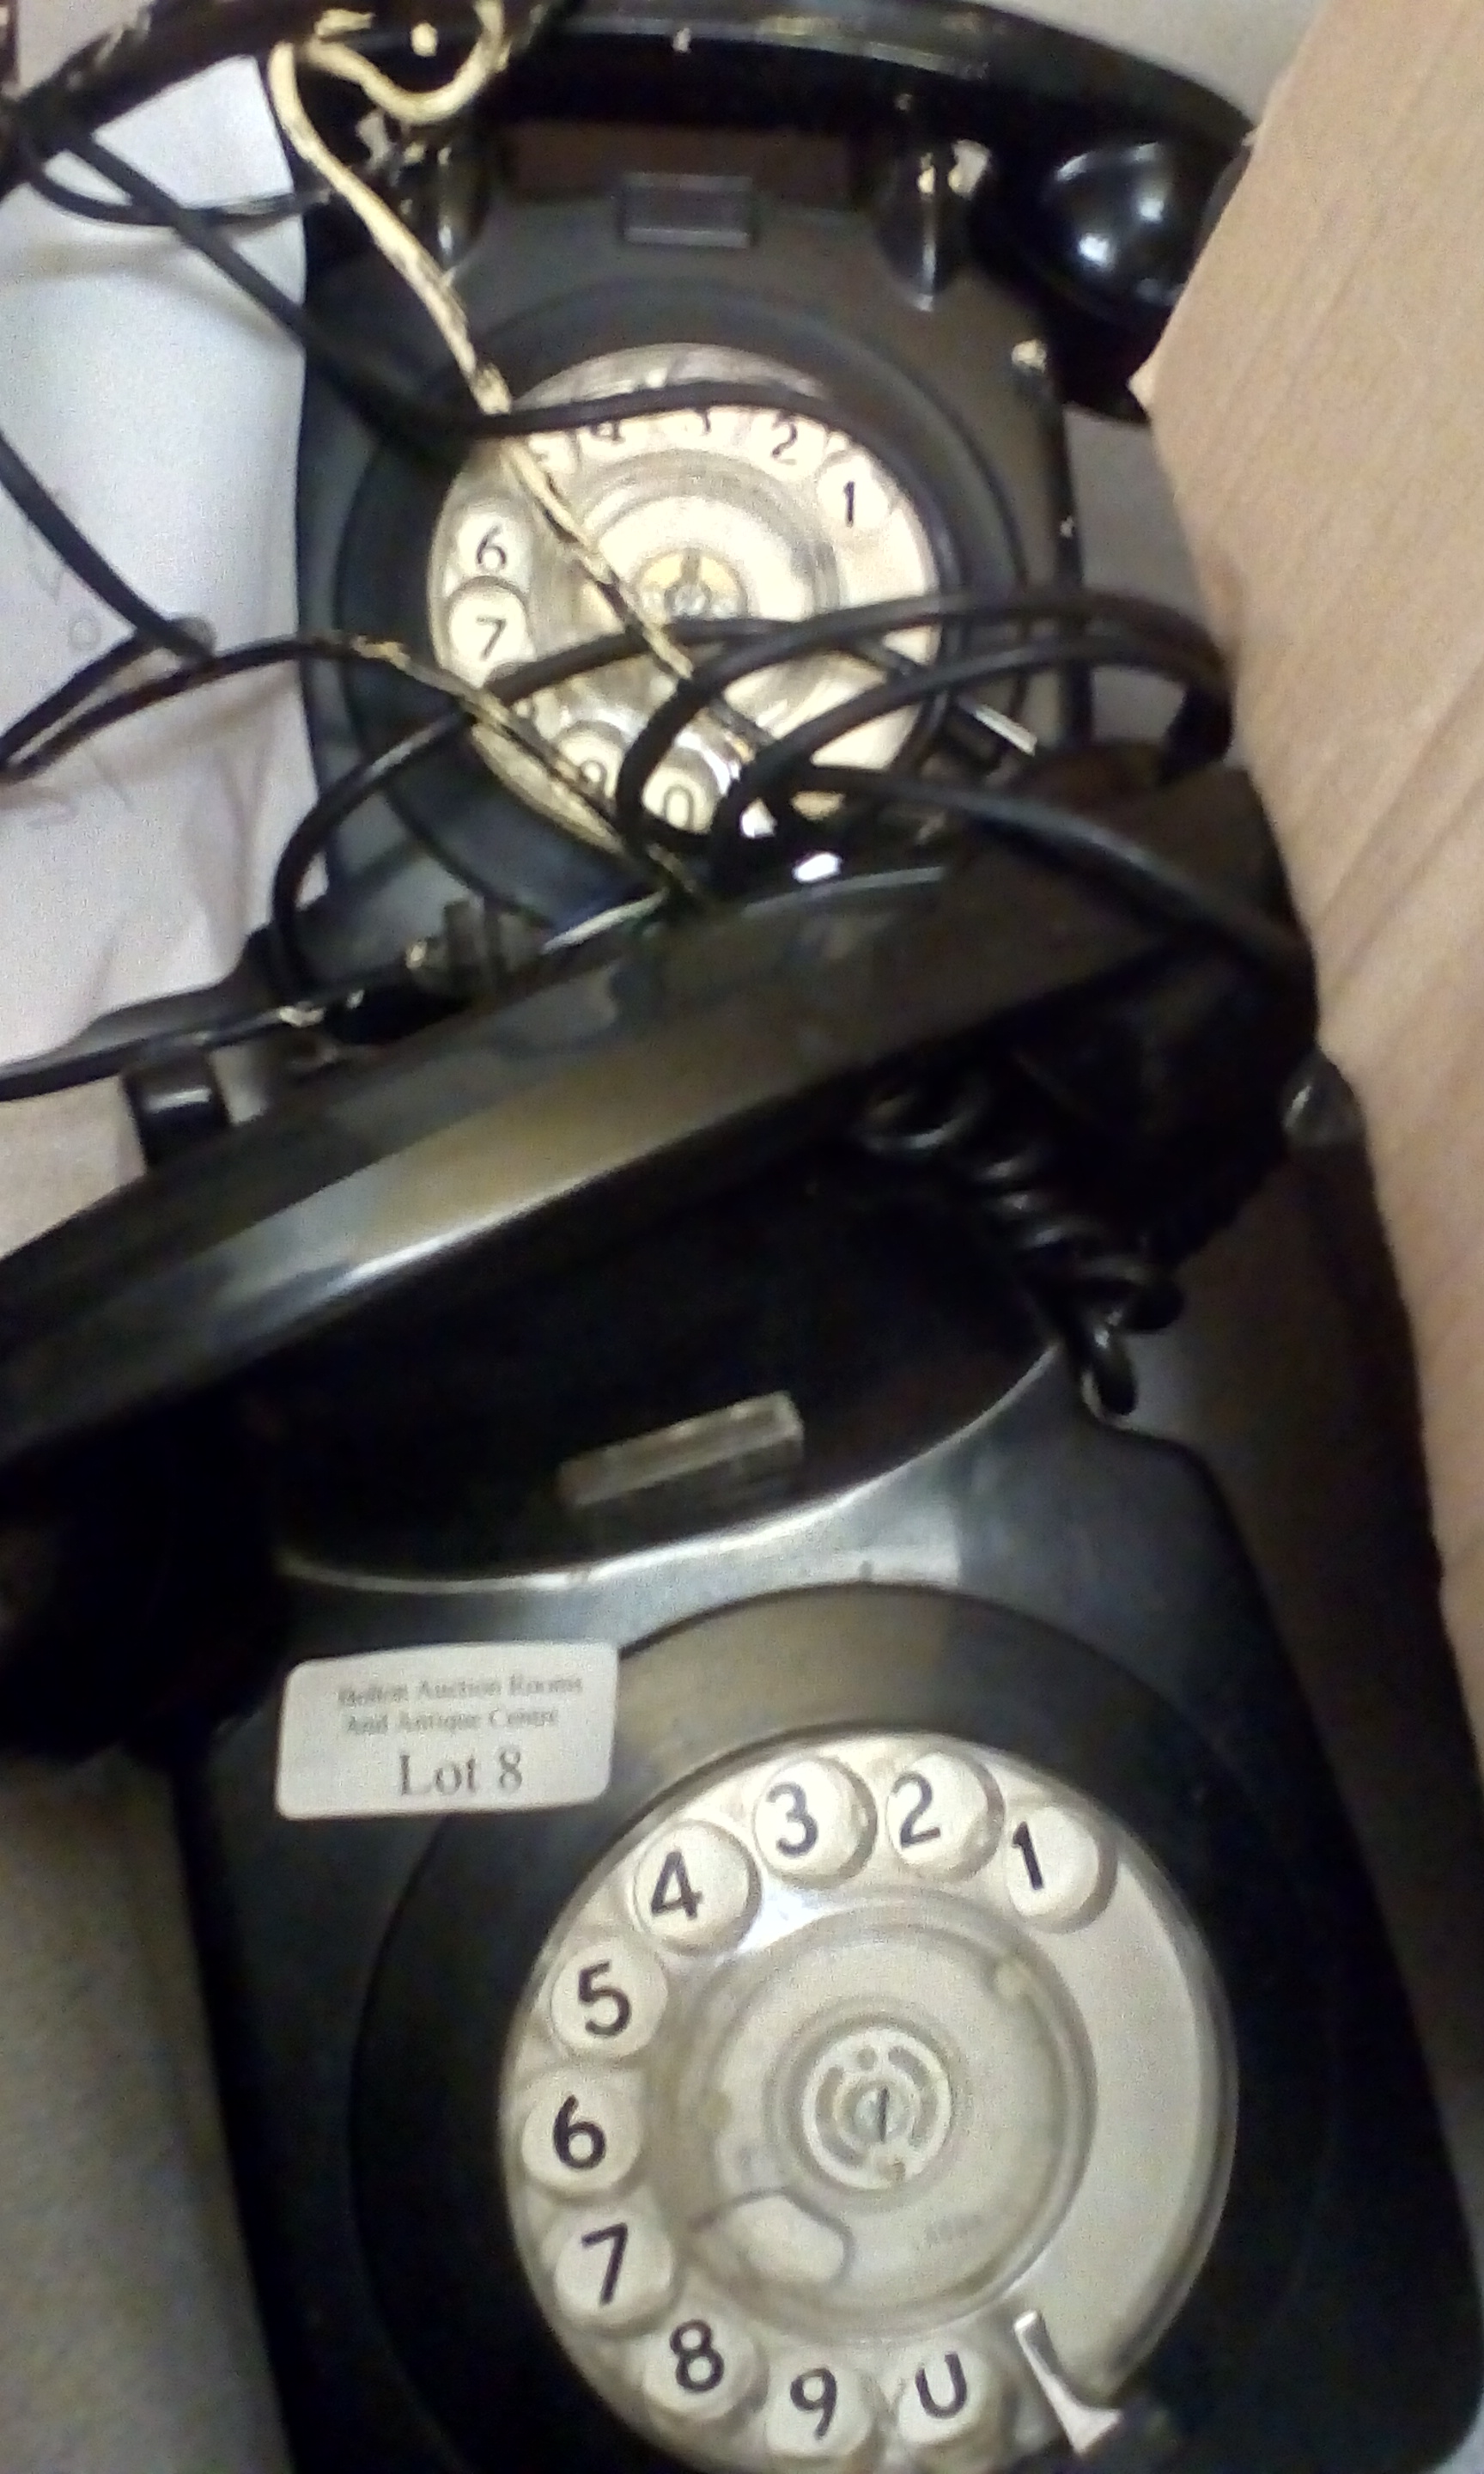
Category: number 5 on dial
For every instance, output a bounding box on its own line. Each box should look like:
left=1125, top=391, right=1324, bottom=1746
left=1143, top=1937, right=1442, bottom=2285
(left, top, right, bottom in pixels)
left=550, top=1941, right=669, bottom=2057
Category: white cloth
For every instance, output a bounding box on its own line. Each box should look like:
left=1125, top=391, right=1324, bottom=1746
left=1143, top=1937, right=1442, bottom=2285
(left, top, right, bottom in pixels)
left=0, top=58, right=316, bottom=1067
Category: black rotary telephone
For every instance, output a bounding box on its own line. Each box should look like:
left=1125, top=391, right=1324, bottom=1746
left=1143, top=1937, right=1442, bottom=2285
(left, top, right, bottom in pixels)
left=0, top=7, right=1478, bottom=2474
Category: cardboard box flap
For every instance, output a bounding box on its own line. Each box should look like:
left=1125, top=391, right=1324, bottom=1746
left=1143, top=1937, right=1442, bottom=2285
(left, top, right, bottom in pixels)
left=1144, top=0, right=1484, bottom=1728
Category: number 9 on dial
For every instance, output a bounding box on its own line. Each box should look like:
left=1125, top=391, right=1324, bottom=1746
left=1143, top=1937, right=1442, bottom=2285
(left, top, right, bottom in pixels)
left=765, top=2359, right=876, bottom=2464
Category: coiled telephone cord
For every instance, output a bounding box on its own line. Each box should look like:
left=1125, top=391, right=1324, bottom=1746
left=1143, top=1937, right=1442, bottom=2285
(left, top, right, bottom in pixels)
left=856, top=1071, right=1181, bottom=1416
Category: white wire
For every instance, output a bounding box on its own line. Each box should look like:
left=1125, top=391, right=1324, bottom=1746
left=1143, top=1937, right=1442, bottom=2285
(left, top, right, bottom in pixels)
left=295, top=1, right=514, bottom=127
left=265, top=14, right=722, bottom=850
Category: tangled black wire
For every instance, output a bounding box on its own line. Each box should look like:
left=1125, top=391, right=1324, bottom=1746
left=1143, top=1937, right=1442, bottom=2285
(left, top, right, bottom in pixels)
left=0, top=72, right=1304, bottom=1009
left=0, top=13, right=1312, bottom=1417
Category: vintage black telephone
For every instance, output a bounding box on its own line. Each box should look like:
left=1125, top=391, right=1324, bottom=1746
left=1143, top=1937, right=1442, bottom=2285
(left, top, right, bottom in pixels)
left=0, top=5, right=1479, bottom=2472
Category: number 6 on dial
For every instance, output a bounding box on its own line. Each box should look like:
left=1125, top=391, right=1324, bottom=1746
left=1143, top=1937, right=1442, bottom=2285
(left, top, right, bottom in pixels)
left=518, top=2069, right=642, bottom=2194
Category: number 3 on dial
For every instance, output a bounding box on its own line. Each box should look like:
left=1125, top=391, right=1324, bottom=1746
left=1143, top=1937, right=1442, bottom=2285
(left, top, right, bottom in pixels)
left=753, top=1758, right=871, bottom=1884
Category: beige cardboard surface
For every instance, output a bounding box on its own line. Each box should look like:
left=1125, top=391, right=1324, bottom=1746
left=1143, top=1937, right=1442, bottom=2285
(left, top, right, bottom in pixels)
left=1143, top=0, right=1484, bottom=1745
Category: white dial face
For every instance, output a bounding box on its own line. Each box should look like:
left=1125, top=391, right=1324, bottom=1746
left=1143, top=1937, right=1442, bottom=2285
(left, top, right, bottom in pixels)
left=499, top=1731, right=1236, bottom=2474
left=426, top=346, right=942, bottom=838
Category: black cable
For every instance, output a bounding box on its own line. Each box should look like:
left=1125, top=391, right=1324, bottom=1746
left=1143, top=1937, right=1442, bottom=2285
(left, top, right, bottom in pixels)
left=61, top=126, right=463, bottom=464
left=0, top=630, right=171, bottom=767
left=0, top=424, right=203, bottom=657
left=270, top=709, right=471, bottom=990
left=0, top=631, right=477, bottom=783
left=0, top=599, right=1217, bottom=805
left=0, top=617, right=790, bottom=785
left=704, top=632, right=1230, bottom=850
left=0, top=962, right=413, bottom=1103
left=20, top=108, right=1031, bottom=595
left=16, top=126, right=324, bottom=229
left=792, top=768, right=1311, bottom=986
left=40, top=131, right=826, bottom=452
left=0, top=602, right=1228, bottom=935
left=856, top=1072, right=1182, bottom=1415
left=614, top=586, right=1228, bottom=843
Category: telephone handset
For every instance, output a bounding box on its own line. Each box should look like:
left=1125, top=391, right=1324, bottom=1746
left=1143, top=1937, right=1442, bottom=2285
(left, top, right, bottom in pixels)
left=0, top=8, right=1479, bottom=2474
left=0, top=768, right=1288, bottom=1469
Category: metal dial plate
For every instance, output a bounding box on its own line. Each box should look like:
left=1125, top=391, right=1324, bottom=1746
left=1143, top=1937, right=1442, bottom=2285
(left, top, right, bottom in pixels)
left=498, top=1730, right=1235, bottom=2474
left=427, top=346, right=940, bottom=837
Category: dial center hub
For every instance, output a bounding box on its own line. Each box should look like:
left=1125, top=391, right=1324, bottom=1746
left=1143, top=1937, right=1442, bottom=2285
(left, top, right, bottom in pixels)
left=800, top=2022, right=953, bottom=2191
left=638, top=544, right=748, bottom=624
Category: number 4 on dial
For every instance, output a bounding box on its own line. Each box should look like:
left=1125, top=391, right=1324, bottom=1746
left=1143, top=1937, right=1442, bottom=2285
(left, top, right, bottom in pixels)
left=633, top=1822, right=757, bottom=1951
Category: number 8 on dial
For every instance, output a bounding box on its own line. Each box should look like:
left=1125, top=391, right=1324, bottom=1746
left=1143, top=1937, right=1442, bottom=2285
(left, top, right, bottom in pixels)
left=641, top=2309, right=759, bottom=2423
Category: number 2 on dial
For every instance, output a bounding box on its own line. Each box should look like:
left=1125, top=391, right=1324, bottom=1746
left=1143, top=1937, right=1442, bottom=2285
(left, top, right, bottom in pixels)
left=892, top=1771, right=941, bottom=1849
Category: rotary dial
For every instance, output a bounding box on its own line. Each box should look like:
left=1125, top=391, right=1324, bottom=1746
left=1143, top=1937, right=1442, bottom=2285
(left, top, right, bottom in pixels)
left=427, top=346, right=941, bottom=838
left=498, top=1731, right=1235, bottom=2474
